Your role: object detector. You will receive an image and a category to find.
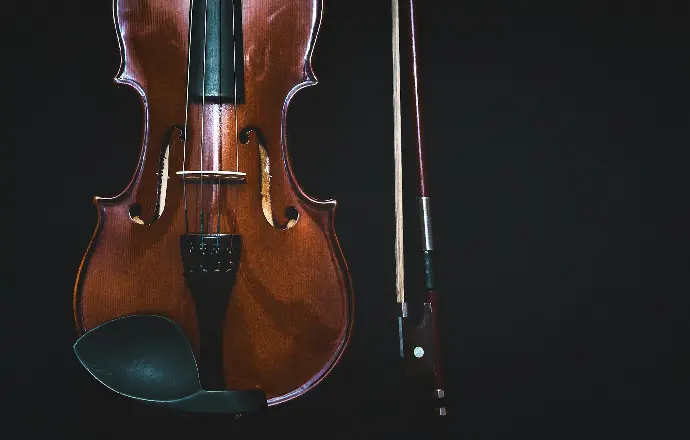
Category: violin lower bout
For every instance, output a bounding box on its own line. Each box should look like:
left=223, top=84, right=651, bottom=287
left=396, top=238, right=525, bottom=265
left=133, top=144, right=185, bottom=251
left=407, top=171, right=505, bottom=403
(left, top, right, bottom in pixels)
left=74, top=177, right=353, bottom=405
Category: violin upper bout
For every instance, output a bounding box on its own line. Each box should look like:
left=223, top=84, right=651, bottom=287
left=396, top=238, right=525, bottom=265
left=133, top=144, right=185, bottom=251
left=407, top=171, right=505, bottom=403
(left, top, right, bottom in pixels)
left=112, top=0, right=190, bottom=100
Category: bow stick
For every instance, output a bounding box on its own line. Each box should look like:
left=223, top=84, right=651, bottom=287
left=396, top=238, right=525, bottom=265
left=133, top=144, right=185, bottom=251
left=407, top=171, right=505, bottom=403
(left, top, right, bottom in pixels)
left=392, top=0, right=447, bottom=428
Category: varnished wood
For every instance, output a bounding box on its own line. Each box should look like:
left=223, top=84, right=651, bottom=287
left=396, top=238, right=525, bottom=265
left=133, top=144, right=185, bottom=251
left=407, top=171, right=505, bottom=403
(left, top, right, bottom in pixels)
left=73, top=0, right=354, bottom=406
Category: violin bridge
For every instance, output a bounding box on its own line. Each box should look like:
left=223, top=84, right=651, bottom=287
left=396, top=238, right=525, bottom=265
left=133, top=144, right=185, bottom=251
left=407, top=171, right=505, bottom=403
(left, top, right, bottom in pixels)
left=176, top=170, right=247, bottom=183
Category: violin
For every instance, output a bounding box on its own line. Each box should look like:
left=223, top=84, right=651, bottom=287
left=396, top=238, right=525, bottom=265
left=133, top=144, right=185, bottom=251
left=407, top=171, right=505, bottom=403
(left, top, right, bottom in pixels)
left=73, top=0, right=354, bottom=406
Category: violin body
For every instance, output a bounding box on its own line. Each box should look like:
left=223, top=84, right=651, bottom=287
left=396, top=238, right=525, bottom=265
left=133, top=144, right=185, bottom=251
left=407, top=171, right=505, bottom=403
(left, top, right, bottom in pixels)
left=74, top=0, right=353, bottom=405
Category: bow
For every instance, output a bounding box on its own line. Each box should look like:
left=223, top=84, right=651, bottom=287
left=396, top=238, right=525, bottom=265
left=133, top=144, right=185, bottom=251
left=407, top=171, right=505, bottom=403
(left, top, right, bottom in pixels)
left=392, top=0, right=447, bottom=430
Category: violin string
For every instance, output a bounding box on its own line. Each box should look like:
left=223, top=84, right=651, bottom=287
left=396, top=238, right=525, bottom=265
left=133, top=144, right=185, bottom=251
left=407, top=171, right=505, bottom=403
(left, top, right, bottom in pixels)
left=182, top=0, right=197, bottom=237
left=216, top=0, right=223, bottom=237
left=200, top=0, right=210, bottom=237
left=232, top=0, right=239, bottom=233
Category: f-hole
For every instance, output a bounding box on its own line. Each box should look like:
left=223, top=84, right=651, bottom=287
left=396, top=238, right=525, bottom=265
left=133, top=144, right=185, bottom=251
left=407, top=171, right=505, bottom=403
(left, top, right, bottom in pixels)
left=240, top=127, right=299, bottom=230
left=129, top=127, right=178, bottom=225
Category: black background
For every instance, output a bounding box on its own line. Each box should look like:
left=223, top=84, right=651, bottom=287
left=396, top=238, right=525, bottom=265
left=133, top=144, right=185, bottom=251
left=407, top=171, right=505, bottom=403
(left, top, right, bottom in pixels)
left=7, top=0, right=689, bottom=437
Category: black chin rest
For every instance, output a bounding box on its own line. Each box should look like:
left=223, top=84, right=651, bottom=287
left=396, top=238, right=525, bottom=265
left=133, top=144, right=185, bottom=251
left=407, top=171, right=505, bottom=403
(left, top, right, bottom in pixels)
left=73, top=314, right=267, bottom=414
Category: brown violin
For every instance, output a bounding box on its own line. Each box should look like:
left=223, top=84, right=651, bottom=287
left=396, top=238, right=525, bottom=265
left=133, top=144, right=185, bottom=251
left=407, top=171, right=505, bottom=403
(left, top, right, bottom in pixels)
left=73, top=0, right=353, bottom=408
